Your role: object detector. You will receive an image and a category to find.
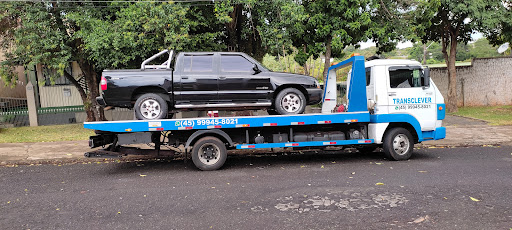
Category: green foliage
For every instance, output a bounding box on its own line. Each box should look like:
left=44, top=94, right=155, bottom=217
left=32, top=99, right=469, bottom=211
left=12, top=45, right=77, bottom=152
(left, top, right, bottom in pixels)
left=413, top=0, right=509, bottom=46
left=0, top=1, right=73, bottom=84
left=70, top=3, right=225, bottom=70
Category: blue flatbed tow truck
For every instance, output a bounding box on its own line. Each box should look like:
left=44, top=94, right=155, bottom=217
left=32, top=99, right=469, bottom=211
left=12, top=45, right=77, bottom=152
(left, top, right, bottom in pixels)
left=84, top=55, right=446, bottom=170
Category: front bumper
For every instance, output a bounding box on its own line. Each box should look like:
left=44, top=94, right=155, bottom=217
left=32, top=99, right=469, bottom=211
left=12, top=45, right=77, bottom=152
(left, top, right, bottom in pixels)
left=421, top=127, right=446, bottom=141
left=307, top=88, right=323, bottom=105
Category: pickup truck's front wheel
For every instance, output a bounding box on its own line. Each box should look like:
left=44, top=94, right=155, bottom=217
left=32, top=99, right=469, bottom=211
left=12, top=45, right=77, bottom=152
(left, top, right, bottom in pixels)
left=274, top=88, right=306, bottom=115
left=134, top=93, right=168, bottom=120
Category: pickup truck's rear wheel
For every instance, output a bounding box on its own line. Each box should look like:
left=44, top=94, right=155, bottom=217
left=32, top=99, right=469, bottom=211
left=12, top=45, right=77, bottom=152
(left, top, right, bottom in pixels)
left=134, top=93, right=168, bottom=120
left=191, top=137, right=227, bottom=171
left=274, top=88, right=306, bottom=115
left=383, top=128, right=414, bottom=160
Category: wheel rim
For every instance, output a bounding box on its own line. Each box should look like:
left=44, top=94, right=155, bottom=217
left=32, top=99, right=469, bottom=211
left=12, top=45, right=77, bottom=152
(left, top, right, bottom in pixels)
left=139, top=99, right=161, bottom=119
left=280, top=92, right=302, bottom=113
left=392, top=134, right=410, bottom=155
left=198, top=143, right=221, bottom=166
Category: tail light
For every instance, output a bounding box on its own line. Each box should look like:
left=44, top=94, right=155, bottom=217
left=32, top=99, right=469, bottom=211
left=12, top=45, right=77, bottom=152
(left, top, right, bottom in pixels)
left=100, top=76, right=107, bottom=91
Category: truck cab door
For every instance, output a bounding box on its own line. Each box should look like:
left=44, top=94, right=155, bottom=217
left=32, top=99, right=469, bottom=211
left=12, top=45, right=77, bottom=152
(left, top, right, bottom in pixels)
left=218, top=54, right=271, bottom=103
left=177, top=54, right=218, bottom=105
left=385, top=66, right=437, bottom=131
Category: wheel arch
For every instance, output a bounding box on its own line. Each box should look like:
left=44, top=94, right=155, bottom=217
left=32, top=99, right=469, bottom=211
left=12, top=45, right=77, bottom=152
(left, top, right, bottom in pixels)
left=384, top=122, right=419, bottom=143
left=185, top=130, right=234, bottom=149
left=131, top=86, right=170, bottom=102
left=274, top=84, right=309, bottom=102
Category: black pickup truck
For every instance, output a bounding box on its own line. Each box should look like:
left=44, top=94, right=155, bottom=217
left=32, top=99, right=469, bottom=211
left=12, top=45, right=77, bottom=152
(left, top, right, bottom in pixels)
left=97, top=50, right=323, bottom=120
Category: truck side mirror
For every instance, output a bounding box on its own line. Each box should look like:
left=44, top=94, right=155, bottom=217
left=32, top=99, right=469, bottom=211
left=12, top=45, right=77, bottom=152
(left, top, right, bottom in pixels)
left=422, top=67, right=430, bottom=89
left=252, top=64, right=261, bottom=75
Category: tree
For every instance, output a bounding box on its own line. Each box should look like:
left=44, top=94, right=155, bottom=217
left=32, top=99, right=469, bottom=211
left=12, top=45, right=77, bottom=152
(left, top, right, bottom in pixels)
left=0, top=1, right=111, bottom=121
left=213, top=0, right=278, bottom=62
left=413, top=0, right=510, bottom=112
left=469, top=38, right=503, bottom=58
left=69, top=2, right=225, bottom=70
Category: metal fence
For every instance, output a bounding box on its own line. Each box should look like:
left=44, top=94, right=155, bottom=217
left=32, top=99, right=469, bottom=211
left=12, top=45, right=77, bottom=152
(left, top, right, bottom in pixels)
left=0, top=96, right=134, bottom=128
left=0, top=97, right=29, bottom=128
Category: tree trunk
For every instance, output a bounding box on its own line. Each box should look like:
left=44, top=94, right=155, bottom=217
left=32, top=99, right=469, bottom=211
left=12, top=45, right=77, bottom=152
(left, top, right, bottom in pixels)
left=77, top=59, right=106, bottom=121
left=422, top=44, right=427, bottom=65
left=443, top=32, right=459, bottom=113
left=226, top=4, right=242, bottom=52
left=322, top=36, right=332, bottom=79
left=303, top=45, right=310, bottom=76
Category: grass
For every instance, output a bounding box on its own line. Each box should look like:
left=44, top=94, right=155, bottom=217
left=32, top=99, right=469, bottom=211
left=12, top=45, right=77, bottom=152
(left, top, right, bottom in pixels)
left=451, top=105, right=512, bottom=126
left=0, top=124, right=94, bottom=143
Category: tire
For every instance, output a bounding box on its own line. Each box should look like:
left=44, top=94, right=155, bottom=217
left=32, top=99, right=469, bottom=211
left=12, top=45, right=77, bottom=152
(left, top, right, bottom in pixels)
left=274, top=88, right=306, bottom=115
left=382, top=128, right=414, bottom=161
left=134, top=93, right=168, bottom=120
left=191, top=137, right=227, bottom=171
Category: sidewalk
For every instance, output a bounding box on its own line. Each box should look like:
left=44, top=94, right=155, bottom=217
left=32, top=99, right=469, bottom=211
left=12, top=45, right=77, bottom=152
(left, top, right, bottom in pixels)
left=1, top=116, right=511, bottom=165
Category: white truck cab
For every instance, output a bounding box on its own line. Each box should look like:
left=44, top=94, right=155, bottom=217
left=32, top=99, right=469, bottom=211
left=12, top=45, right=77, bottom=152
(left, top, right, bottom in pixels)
left=322, top=55, right=446, bottom=147
left=365, top=59, right=445, bottom=143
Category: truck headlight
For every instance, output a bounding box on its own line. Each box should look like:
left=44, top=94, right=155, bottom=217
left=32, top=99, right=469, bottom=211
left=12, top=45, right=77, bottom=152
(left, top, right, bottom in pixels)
left=314, top=80, right=321, bottom=89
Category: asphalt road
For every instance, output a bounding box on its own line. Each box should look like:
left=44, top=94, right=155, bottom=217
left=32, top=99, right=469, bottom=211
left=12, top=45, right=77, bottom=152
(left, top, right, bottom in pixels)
left=1, top=146, right=512, bottom=230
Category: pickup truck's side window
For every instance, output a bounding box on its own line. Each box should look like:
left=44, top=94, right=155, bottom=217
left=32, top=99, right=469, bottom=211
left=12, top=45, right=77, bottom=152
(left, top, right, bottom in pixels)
left=389, top=68, right=424, bottom=88
left=183, top=54, right=213, bottom=72
left=220, top=55, right=253, bottom=72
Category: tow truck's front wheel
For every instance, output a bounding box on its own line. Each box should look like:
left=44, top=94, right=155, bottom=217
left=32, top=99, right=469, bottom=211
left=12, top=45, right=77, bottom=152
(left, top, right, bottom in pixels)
left=383, top=128, right=414, bottom=161
left=191, top=137, right=227, bottom=171
left=134, top=93, right=168, bottom=120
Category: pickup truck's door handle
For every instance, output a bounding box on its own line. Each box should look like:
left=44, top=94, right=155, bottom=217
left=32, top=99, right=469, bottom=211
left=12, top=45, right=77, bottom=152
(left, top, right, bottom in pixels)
left=182, top=76, right=188, bottom=79
left=388, top=92, right=396, bottom=96
left=219, top=76, right=227, bottom=80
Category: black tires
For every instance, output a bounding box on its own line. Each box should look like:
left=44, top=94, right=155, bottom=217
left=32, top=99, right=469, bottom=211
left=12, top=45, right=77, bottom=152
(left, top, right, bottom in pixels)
left=191, top=137, right=227, bottom=171
left=274, top=88, right=306, bottom=115
left=383, top=127, right=414, bottom=161
left=134, top=93, right=168, bottom=120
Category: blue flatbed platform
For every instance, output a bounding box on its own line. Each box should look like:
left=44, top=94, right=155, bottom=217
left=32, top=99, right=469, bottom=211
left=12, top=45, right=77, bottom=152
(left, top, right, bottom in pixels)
left=84, top=112, right=371, bottom=133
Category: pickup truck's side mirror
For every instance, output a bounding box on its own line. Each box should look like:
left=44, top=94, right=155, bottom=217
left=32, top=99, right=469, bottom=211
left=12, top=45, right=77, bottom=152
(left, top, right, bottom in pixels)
left=422, top=67, right=430, bottom=89
left=252, top=64, right=261, bottom=75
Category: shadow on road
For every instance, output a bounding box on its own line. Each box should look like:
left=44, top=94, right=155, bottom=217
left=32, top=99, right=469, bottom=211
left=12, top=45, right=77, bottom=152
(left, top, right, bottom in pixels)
left=102, top=147, right=438, bottom=174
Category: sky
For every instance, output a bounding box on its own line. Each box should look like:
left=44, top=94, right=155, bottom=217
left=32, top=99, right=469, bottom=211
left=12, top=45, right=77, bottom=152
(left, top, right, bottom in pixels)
left=358, top=32, right=484, bottom=50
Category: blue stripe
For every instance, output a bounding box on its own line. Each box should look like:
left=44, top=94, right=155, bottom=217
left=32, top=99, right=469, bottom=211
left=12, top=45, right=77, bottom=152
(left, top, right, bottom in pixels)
left=84, top=112, right=371, bottom=133
left=236, top=139, right=374, bottom=149
left=370, top=114, right=424, bottom=141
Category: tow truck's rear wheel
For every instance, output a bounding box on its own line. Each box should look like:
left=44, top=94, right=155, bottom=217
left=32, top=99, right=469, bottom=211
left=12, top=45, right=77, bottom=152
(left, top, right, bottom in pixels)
left=274, top=88, right=306, bottom=115
left=383, top=128, right=414, bottom=160
left=134, top=93, right=168, bottom=120
left=191, top=137, right=227, bottom=171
